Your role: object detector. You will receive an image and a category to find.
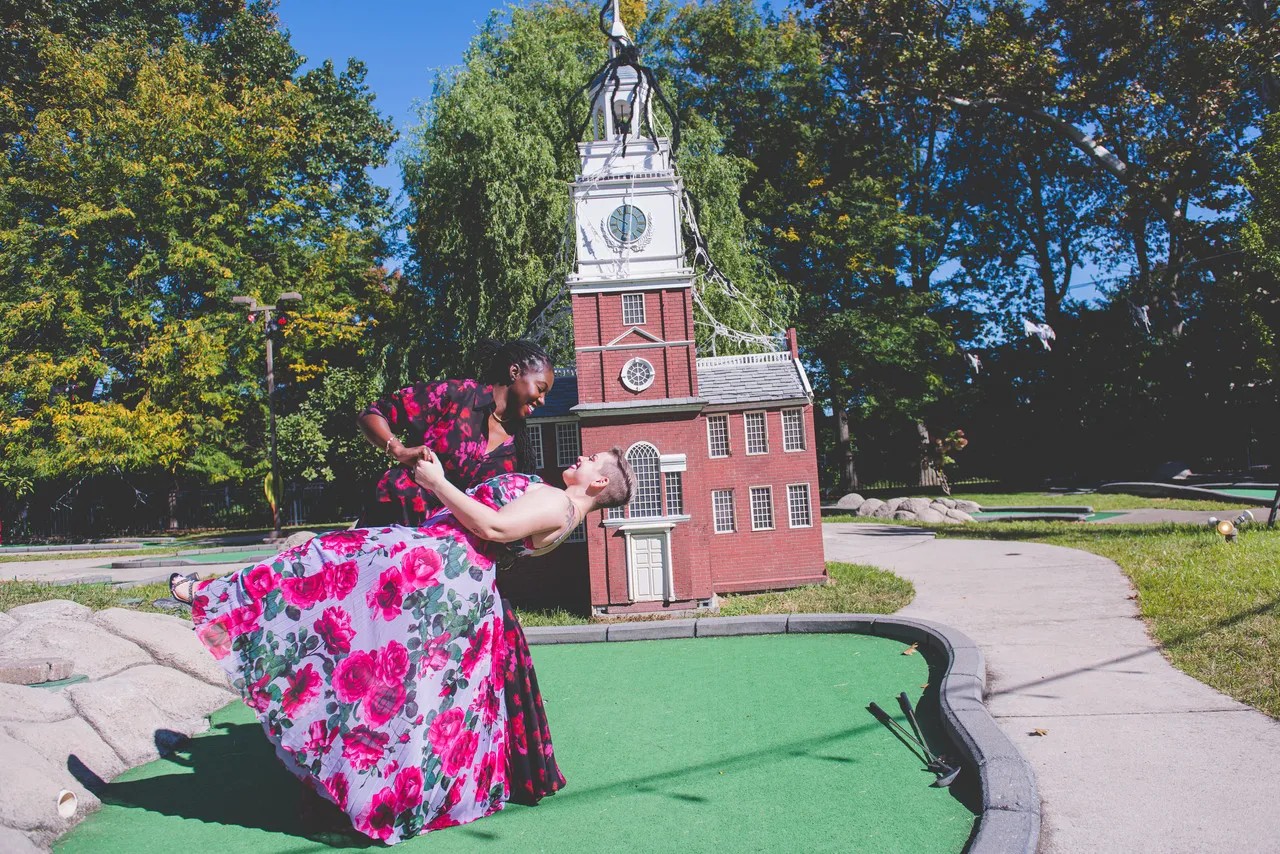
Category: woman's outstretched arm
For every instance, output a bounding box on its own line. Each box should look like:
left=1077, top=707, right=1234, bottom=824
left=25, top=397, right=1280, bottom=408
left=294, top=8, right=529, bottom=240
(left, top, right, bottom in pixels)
left=412, top=456, right=570, bottom=544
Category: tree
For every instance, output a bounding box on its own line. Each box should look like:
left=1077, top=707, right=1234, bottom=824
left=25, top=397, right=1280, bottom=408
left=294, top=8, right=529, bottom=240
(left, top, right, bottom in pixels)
left=0, top=3, right=395, bottom=514
left=397, top=0, right=789, bottom=378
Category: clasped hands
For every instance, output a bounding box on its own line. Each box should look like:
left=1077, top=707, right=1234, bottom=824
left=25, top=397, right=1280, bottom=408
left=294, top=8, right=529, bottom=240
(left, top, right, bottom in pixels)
left=411, top=449, right=445, bottom=490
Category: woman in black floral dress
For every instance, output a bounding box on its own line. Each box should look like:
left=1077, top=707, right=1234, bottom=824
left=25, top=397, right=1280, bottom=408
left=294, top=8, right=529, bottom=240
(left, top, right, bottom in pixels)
left=356, top=339, right=566, bottom=805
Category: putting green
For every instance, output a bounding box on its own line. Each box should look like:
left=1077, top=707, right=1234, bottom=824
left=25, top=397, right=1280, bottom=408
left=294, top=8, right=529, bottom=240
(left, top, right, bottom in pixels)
left=1215, top=488, right=1275, bottom=500
left=57, top=634, right=977, bottom=854
left=180, top=549, right=278, bottom=565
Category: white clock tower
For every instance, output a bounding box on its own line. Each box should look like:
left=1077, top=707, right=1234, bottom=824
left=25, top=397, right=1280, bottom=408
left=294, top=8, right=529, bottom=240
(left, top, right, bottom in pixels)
left=569, top=3, right=701, bottom=409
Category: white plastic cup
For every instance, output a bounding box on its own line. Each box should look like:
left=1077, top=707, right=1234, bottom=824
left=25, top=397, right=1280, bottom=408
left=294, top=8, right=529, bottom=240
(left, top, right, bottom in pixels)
left=57, top=790, right=78, bottom=819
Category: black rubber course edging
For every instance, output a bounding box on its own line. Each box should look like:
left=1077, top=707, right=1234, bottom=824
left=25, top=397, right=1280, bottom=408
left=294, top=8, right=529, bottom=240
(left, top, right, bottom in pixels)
left=524, top=613, right=1039, bottom=854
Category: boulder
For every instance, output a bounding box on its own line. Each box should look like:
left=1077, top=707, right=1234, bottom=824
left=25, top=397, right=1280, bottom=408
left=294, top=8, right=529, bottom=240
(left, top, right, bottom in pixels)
left=5, top=716, right=127, bottom=783
left=855, top=498, right=885, bottom=517
left=0, top=684, right=77, bottom=724
left=954, top=500, right=981, bottom=513
left=945, top=508, right=975, bottom=523
left=7, top=601, right=91, bottom=623
left=0, top=612, right=17, bottom=639
left=65, top=665, right=233, bottom=766
left=0, top=620, right=149, bottom=681
left=0, top=658, right=73, bottom=686
left=281, top=530, right=317, bottom=549
left=834, top=493, right=864, bottom=510
left=902, top=497, right=933, bottom=515
left=938, top=498, right=958, bottom=509
left=871, top=501, right=896, bottom=518
left=884, top=498, right=906, bottom=512
left=914, top=507, right=949, bottom=524
left=0, top=730, right=99, bottom=839
left=93, top=609, right=232, bottom=690
left=0, top=827, right=42, bottom=854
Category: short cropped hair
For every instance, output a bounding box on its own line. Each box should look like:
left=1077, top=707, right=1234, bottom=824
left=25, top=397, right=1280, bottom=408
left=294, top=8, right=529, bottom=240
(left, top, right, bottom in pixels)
left=593, top=447, right=634, bottom=510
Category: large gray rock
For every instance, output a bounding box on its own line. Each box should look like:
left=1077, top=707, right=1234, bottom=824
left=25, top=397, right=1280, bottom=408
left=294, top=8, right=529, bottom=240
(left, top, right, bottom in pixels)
left=954, top=500, right=981, bottom=513
left=0, top=611, right=17, bottom=639
left=7, top=601, right=91, bottom=623
left=0, top=826, right=42, bottom=854
left=93, top=609, right=230, bottom=690
left=903, top=497, right=933, bottom=515
left=65, top=665, right=232, bottom=766
left=0, top=620, right=149, bottom=681
left=834, top=493, right=864, bottom=510
left=0, top=730, right=99, bottom=840
left=282, top=530, right=317, bottom=549
left=0, top=658, right=73, bottom=686
left=855, top=498, right=885, bottom=517
left=937, top=497, right=958, bottom=509
left=0, top=684, right=77, bottom=723
left=884, top=497, right=906, bottom=512
left=946, top=508, right=976, bottom=523
left=891, top=510, right=916, bottom=521
left=871, top=501, right=896, bottom=518
left=5, top=716, right=127, bottom=784
left=915, top=507, right=949, bottom=524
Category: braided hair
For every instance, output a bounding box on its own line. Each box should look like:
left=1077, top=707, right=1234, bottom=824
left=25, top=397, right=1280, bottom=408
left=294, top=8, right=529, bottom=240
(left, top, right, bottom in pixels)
left=473, top=339, right=554, bottom=474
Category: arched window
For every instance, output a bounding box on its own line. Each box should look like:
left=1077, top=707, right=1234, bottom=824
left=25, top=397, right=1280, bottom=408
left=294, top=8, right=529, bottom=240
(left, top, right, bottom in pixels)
left=626, top=442, right=662, bottom=518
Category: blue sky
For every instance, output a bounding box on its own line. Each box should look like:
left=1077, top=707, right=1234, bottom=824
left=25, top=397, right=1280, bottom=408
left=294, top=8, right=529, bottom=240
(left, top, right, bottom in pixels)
left=275, top=1, right=1109, bottom=307
left=277, top=1, right=515, bottom=203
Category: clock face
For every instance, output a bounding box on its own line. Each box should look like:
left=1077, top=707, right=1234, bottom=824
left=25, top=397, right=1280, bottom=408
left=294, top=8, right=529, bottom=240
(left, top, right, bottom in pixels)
left=608, top=204, right=648, bottom=244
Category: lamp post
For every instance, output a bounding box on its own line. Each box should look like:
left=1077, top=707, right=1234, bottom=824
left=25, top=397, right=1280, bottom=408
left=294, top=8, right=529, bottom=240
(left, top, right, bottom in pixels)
left=233, top=291, right=302, bottom=541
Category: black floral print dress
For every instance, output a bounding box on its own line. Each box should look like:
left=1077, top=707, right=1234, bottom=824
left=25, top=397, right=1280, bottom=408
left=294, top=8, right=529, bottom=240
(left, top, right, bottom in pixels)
left=361, top=379, right=565, bottom=806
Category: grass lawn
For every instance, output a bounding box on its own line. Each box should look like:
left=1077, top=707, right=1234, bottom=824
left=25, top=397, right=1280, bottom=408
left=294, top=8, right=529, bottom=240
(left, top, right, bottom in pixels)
left=945, top=491, right=1258, bottom=511
left=1, top=561, right=914, bottom=627
left=932, top=521, right=1280, bottom=718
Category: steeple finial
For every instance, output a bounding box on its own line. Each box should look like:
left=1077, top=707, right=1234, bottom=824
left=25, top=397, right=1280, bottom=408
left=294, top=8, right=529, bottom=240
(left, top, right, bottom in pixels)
left=610, top=0, right=629, bottom=41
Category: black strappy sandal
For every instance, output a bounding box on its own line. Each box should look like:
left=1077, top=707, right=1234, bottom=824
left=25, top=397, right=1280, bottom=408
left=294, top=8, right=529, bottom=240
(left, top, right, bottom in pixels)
left=168, top=572, right=199, bottom=605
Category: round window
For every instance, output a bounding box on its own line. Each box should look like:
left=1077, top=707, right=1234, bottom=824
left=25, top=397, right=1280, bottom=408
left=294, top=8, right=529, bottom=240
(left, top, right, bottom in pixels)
left=621, top=357, right=656, bottom=392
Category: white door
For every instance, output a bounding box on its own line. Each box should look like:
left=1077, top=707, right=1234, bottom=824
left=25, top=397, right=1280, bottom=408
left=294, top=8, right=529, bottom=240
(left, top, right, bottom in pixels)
left=629, top=533, right=667, bottom=601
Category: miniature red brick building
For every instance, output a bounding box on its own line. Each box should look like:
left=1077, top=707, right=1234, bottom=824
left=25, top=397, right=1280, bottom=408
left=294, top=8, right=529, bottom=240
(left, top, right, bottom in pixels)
left=500, top=9, right=826, bottom=615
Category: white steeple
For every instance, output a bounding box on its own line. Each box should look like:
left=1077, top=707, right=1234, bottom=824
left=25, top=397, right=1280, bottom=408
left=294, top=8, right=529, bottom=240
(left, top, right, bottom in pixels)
left=608, top=0, right=631, bottom=49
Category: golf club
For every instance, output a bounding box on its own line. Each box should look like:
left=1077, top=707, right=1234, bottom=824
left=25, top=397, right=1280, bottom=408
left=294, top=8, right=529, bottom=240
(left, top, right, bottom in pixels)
left=897, top=692, right=961, bottom=787
left=868, top=702, right=930, bottom=764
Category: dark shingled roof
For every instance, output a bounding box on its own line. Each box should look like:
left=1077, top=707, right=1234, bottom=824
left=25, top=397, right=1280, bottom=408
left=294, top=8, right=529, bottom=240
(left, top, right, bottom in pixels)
left=696, top=353, right=810, bottom=406
left=527, top=354, right=810, bottom=420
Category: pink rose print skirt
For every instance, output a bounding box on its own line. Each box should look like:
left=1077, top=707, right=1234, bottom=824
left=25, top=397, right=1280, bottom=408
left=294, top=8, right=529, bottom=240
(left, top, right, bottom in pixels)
left=192, top=524, right=512, bottom=843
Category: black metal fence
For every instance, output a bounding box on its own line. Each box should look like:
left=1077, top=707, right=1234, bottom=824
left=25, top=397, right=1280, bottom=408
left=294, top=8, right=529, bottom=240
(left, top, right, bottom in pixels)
left=3, top=477, right=363, bottom=543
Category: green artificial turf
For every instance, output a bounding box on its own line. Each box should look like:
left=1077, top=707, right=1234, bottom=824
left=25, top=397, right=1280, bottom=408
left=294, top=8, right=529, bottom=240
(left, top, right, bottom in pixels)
left=57, top=635, right=976, bottom=854
left=180, top=549, right=278, bottom=565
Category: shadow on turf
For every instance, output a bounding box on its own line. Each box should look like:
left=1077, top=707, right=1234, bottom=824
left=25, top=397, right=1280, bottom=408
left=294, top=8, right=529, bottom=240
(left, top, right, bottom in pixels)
left=66, top=655, right=980, bottom=845
left=68, top=725, right=373, bottom=848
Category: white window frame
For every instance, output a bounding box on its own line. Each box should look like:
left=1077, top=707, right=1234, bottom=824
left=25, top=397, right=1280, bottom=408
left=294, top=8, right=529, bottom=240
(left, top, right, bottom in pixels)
left=622, top=292, right=646, bottom=325
left=787, top=482, right=813, bottom=528
left=565, top=523, right=586, bottom=543
left=555, top=422, right=580, bottom=468
left=745, top=411, right=769, bottom=455
left=712, top=489, right=735, bottom=534
left=626, top=442, right=663, bottom=519
left=620, top=357, right=656, bottom=392
left=707, top=414, right=730, bottom=458
left=664, top=470, right=683, bottom=516
left=782, top=408, right=805, bottom=452
left=749, top=485, right=775, bottom=531
left=526, top=425, right=545, bottom=469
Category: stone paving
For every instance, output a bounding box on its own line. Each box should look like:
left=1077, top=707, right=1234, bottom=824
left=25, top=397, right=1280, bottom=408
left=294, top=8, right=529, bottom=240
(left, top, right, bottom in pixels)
left=0, top=600, right=233, bottom=852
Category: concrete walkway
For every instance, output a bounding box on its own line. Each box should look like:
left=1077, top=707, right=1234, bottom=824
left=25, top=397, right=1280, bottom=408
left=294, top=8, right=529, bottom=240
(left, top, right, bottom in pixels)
left=825, top=523, right=1280, bottom=854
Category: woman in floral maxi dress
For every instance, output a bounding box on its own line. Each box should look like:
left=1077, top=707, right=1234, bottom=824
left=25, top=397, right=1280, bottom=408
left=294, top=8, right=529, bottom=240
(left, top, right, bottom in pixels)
left=181, top=451, right=632, bottom=843
left=356, top=339, right=566, bottom=805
